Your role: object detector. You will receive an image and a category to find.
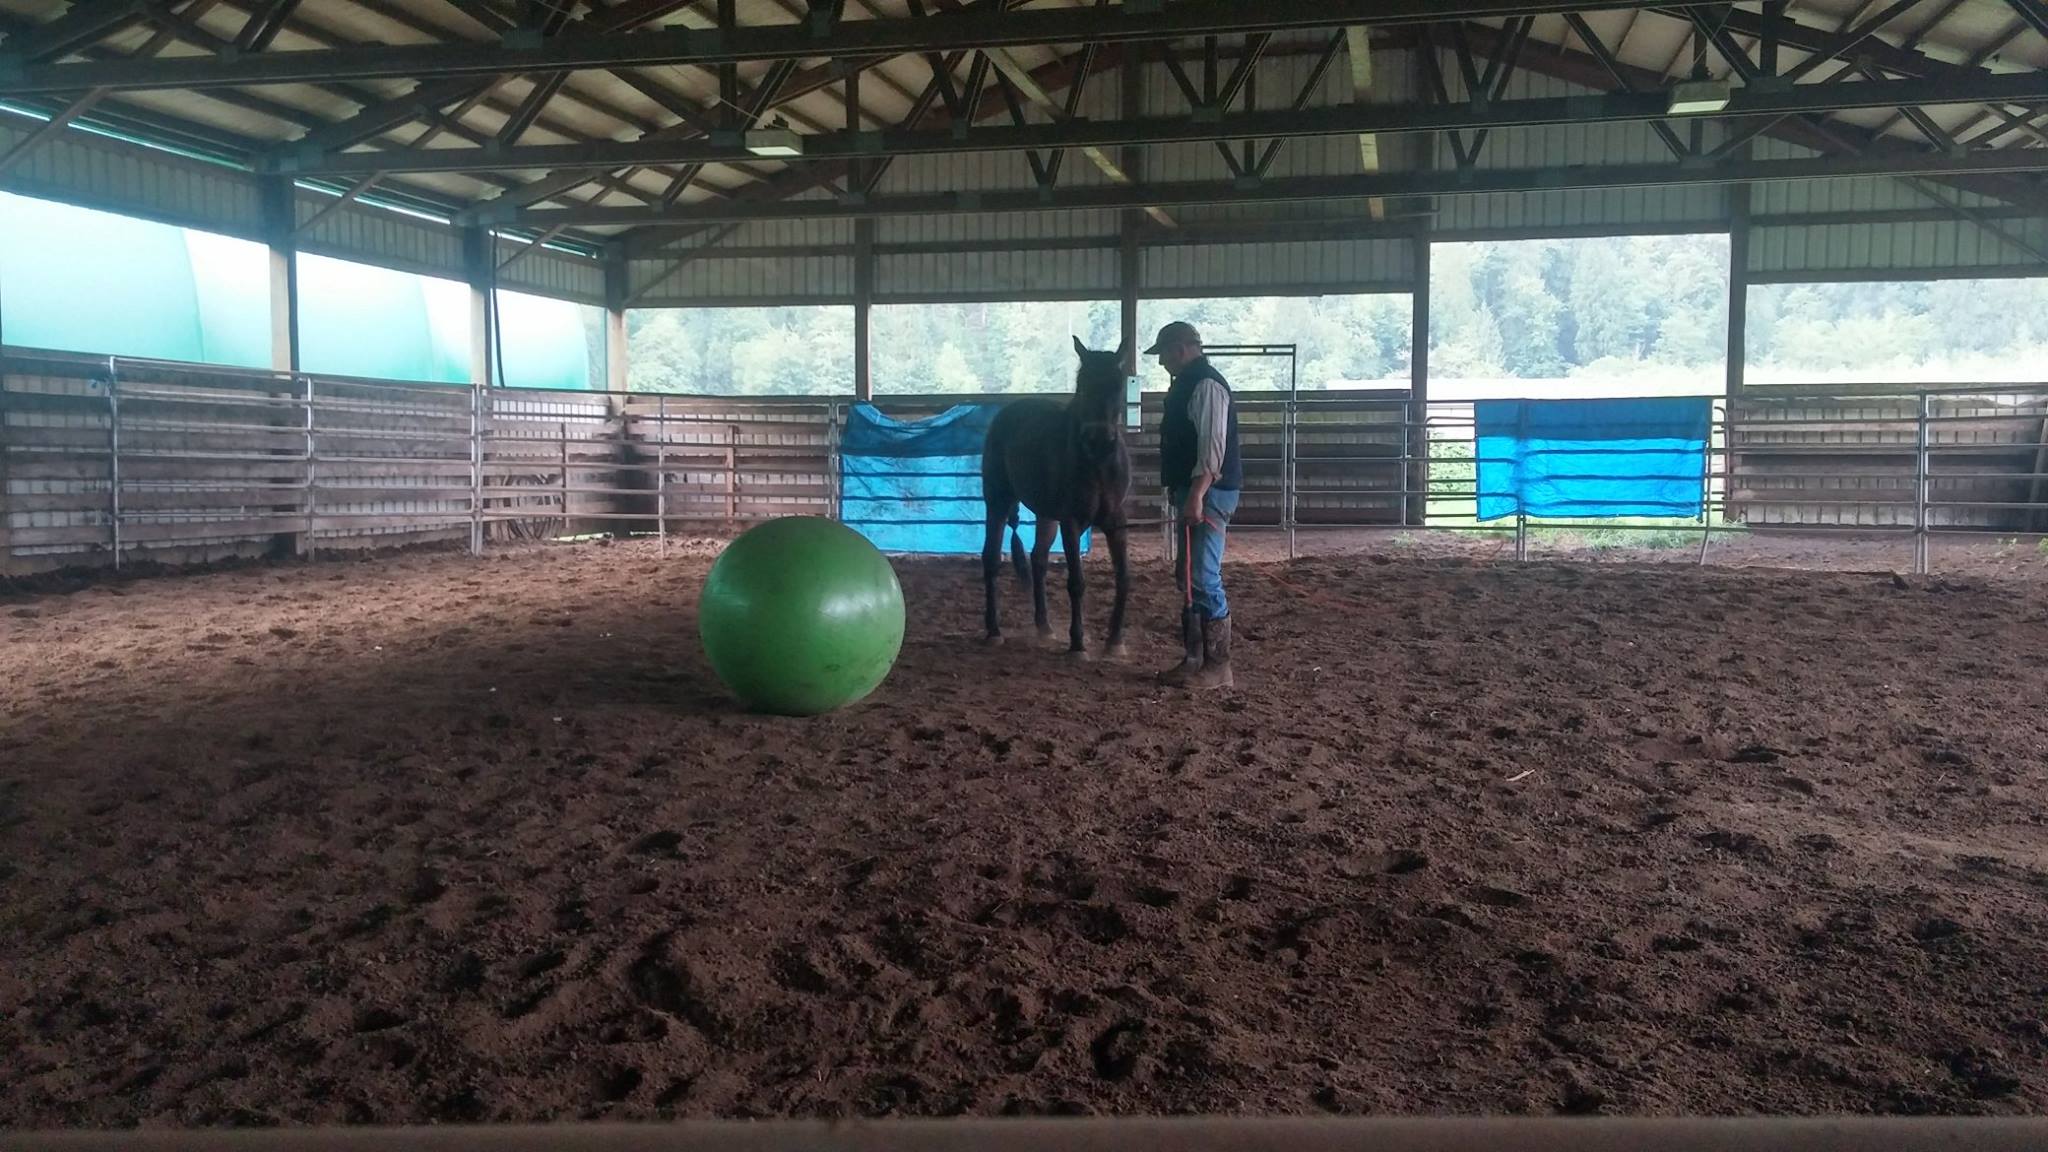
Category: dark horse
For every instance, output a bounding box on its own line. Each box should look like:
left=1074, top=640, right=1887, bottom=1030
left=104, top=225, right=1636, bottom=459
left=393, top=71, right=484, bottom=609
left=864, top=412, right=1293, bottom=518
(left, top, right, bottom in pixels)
left=981, top=337, right=1133, bottom=658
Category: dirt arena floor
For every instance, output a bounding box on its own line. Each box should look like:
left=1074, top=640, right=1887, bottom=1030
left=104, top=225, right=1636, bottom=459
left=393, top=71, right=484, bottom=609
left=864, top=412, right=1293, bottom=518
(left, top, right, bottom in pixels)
left=4, top=535, right=2048, bottom=1126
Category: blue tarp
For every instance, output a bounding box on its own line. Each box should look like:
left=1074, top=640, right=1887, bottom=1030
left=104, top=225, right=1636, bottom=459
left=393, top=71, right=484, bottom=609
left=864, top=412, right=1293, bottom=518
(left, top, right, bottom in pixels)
left=839, top=403, right=1088, bottom=556
left=1473, top=396, right=1711, bottom=522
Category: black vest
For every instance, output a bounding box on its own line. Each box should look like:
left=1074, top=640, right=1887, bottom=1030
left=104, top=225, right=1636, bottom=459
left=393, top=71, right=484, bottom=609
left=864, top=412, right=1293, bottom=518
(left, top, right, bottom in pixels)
left=1160, top=357, right=1243, bottom=492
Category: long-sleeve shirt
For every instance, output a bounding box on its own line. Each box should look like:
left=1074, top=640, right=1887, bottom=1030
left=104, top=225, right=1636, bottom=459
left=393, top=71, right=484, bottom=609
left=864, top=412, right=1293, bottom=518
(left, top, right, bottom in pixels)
left=1185, top=377, right=1231, bottom=485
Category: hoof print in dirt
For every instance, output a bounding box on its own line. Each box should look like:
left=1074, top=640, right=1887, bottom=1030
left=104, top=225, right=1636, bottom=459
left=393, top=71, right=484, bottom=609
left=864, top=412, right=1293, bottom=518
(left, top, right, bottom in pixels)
left=407, top=867, right=447, bottom=905
left=770, top=943, right=832, bottom=995
left=590, top=1064, right=644, bottom=1104
left=1911, top=917, right=1966, bottom=944
left=1696, top=830, right=1770, bottom=859
left=1428, top=904, right=1479, bottom=930
left=351, top=1006, right=408, bottom=1034
left=517, top=949, right=567, bottom=980
left=1469, top=885, right=1529, bottom=909
left=627, top=939, right=727, bottom=1040
left=1132, top=883, right=1181, bottom=909
left=629, top=830, right=684, bottom=856
left=1944, top=1049, right=2021, bottom=1100
left=1090, top=1020, right=1146, bottom=1081
left=1074, top=903, right=1132, bottom=946
left=1557, top=1078, right=1609, bottom=1115
left=1382, top=849, right=1429, bottom=875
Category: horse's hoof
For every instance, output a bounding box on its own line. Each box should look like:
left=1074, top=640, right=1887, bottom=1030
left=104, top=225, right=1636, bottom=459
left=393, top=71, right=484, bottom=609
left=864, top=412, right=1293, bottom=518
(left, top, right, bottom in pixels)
left=1035, top=626, right=1056, bottom=642
left=984, top=634, right=1005, bottom=647
left=1106, top=642, right=1131, bottom=661
left=1066, top=648, right=1093, bottom=663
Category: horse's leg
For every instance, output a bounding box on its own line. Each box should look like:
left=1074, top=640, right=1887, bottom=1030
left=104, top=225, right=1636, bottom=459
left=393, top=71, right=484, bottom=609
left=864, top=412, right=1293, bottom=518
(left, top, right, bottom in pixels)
left=1061, top=518, right=1088, bottom=658
left=1031, top=515, right=1056, bottom=640
left=1104, top=523, right=1131, bottom=660
left=981, top=498, right=1012, bottom=644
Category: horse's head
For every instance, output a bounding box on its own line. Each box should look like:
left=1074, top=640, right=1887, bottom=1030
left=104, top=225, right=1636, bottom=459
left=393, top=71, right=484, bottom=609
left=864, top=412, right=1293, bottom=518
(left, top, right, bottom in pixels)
left=1070, top=336, right=1128, bottom=459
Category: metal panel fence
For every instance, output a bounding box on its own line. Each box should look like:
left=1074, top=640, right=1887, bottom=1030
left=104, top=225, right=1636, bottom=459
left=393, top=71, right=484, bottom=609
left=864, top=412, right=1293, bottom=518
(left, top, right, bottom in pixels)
left=8, top=349, right=2047, bottom=577
left=0, top=352, right=617, bottom=574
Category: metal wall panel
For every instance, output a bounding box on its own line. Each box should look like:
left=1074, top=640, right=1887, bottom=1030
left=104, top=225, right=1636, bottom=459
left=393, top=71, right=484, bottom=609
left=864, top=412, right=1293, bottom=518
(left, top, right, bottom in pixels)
left=1141, top=238, right=1414, bottom=295
left=876, top=246, right=1117, bottom=300
left=626, top=253, right=853, bottom=305
left=0, top=114, right=262, bottom=239
left=1435, top=186, right=1729, bottom=236
left=1750, top=216, right=2048, bottom=278
left=294, top=195, right=466, bottom=282
left=702, top=218, right=855, bottom=248
left=626, top=217, right=858, bottom=303
left=1429, top=53, right=1729, bottom=236
left=1452, top=56, right=1727, bottom=170
left=872, top=147, right=1113, bottom=197
left=1746, top=135, right=2007, bottom=215
left=874, top=209, right=1119, bottom=245
left=493, top=239, right=607, bottom=305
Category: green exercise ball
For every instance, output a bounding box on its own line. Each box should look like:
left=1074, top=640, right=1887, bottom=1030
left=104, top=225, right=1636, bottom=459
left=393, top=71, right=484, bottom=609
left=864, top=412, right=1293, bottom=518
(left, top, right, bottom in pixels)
left=698, top=517, right=906, bottom=716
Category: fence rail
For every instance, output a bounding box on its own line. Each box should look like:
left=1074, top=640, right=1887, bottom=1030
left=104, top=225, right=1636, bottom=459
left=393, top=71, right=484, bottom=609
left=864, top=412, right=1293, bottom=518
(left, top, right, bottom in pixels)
left=7, top=348, right=2048, bottom=576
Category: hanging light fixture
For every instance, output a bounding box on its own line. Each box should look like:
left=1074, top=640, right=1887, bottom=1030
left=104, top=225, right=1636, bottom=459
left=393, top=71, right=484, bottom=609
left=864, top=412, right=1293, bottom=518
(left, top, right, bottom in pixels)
left=1668, top=79, right=1733, bottom=116
left=744, top=118, right=804, bottom=157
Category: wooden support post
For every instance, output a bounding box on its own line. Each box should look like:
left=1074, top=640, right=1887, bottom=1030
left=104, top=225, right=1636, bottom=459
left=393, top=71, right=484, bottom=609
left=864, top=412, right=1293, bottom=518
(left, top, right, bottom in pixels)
left=261, top=177, right=301, bottom=374
left=1120, top=217, right=1141, bottom=375
left=725, top=424, right=740, bottom=526
left=655, top=395, right=669, bottom=554
left=606, top=308, right=629, bottom=394
left=302, top=374, right=317, bottom=559
left=2029, top=414, right=2048, bottom=535
left=1722, top=180, right=1751, bottom=542
left=463, top=227, right=493, bottom=555
left=0, top=359, right=10, bottom=572
left=827, top=401, right=842, bottom=522
left=1915, top=392, right=1932, bottom=575
left=853, top=218, right=875, bottom=401
left=264, top=176, right=315, bottom=560
left=603, top=248, right=633, bottom=538
left=462, top=227, right=495, bottom=389
left=1408, top=225, right=1431, bottom=528
left=560, top=420, right=571, bottom=538
left=469, top=385, right=484, bottom=556
left=1726, top=181, right=1752, bottom=402
left=1119, top=47, right=1145, bottom=372
left=105, top=359, right=121, bottom=570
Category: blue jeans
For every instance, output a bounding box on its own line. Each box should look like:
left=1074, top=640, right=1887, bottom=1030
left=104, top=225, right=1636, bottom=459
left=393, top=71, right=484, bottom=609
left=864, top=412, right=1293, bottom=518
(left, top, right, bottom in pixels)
left=1170, top=486, right=1238, bottom=621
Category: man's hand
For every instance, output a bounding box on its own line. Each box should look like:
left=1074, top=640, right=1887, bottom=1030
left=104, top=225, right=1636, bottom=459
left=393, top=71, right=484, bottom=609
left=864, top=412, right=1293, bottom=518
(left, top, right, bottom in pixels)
left=1181, top=477, right=1212, bottom=522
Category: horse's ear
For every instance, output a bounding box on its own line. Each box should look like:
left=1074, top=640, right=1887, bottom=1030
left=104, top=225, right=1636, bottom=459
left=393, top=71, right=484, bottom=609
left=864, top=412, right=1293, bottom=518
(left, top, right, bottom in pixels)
left=1114, top=341, right=1128, bottom=368
left=1072, top=335, right=1089, bottom=357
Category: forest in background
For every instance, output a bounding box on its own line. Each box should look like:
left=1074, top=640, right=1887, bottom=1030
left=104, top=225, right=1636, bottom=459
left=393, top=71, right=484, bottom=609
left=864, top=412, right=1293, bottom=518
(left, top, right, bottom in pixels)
left=623, top=234, right=2048, bottom=396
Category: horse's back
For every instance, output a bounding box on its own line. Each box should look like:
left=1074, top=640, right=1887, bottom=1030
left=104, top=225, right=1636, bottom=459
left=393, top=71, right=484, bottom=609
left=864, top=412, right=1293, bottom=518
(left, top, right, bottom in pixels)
left=982, top=397, right=1067, bottom=481
left=985, top=397, right=1067, bottom=449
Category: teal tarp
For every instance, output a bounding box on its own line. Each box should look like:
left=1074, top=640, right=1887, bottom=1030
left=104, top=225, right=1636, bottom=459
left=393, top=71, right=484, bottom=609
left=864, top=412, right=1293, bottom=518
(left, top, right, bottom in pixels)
left=1474, top=396, right=1711, bottom=521
left=840, top=403, right=1090, bottom=556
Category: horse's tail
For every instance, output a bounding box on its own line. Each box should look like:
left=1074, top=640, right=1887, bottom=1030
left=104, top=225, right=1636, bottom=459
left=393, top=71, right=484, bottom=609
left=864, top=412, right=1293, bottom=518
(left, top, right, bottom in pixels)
left=1008, top=510, right=1029, bottom=583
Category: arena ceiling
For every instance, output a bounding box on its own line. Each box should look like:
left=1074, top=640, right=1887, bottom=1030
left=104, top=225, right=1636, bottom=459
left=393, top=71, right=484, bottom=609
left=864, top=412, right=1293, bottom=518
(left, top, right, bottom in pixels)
left=0, top=0, right=2044, bottom=260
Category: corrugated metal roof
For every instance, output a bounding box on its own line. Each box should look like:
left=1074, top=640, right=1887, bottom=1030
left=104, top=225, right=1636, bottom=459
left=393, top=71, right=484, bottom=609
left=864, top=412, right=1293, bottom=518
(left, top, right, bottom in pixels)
left=0, top=0, right=2042, bottom=305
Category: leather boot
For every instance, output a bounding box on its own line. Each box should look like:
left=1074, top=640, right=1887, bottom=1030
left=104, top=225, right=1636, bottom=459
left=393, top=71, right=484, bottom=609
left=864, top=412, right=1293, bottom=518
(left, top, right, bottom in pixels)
left=1157, top=607, right=1204, bottom=685
left=1187, top=616, right=1234, bottom=690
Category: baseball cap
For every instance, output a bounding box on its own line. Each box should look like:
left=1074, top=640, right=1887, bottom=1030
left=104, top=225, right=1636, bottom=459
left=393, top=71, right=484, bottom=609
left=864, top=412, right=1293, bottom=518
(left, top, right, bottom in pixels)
left=1143, top=321, right=1202, bottom=355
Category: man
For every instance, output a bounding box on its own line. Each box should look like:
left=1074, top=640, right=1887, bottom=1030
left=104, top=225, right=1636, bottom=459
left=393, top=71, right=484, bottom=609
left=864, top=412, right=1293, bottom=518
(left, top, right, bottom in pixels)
left=1147, top=321, right=1241, bottom=690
